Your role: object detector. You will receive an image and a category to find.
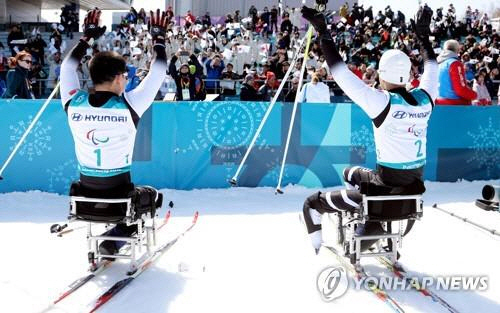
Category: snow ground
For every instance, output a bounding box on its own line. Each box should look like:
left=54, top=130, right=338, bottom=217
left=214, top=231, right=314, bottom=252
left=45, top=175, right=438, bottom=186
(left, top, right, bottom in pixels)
left=1, top=180, right=500, bottom=313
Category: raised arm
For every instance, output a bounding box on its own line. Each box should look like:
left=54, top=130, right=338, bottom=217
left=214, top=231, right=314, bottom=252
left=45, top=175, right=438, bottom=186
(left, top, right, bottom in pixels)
left=60, top=9, right=106, bottom=107
left=190, top=53, right=203, bottom=76
left=301, top=6, right=388, bottom=119
left=169, top=54, right=179, bottom=80
left=125, top=9, right=169, bottom=117
left=60, top=40, right=87, bottom=106
left=411, top=5, right=439, bottom=101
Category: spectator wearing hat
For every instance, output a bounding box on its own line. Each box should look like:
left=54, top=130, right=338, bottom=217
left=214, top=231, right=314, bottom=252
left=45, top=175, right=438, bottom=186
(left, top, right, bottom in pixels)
left=258, top=71, right=278, bottom=101
left=240, top=74, right=261, bottom=101
left=169, top=52, right=203, bottom=101
left=255, top=62, right=271, bottom=89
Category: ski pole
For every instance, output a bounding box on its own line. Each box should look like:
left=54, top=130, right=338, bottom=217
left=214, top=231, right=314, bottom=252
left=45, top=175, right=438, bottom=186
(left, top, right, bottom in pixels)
left=229, top=32, right=307, bottom=186
left=0, top=81, right=61, bottom=180
left=275, top=25, right=314, bottom=194
left=432, top=204, right=500, bottom=237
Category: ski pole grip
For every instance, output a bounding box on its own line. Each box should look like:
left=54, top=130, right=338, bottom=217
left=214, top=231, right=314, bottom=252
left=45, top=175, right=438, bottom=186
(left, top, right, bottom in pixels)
left=482, top=185, right=500, bottom=202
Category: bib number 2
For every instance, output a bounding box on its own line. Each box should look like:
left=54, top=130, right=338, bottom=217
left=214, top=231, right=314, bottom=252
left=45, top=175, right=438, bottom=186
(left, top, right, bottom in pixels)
left=414, top=140, right=423, bottom=158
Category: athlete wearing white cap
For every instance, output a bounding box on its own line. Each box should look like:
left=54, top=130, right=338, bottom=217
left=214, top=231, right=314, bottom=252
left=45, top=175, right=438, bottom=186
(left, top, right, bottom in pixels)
left=300, top=5, right=438, bottom=253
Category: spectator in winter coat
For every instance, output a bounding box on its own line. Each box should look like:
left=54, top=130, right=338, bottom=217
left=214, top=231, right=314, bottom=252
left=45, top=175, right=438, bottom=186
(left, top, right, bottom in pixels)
left=7, top=25, right=25, bottom=56
left=240, top=74, right=262, bottom=101
left=169, top=53, right=203, bottom=101
left=485, top=68, right=499, bottom=98
left=204, top=55, right=225, bottom=94
left=202, top=12, right=212, bottom=27
left=280, top=13, right=294, bottom=34
left=472, top=72, right=491, bottom=105
left=29, top=34, right=47, bottom=66
left=47, top=51, right=62, bottom=90
left=3, top=51, right=34, bottom=99
left=220, top=63, right=239, bottom=96
left=185, top=10, right=196, bottom=28
left=436, top=40, right=477, bottom=105
left=258, top=71, right=278, bottom=101
left=270, top=6, right=279, bottom=33
left=190, top=64, right=206, bottom=101
left=284, top=77, right=299, bottom=102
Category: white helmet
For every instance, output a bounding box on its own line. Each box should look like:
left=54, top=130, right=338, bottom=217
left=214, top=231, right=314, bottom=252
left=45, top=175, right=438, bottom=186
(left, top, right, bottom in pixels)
left=378, top=49, right=411, bottom=85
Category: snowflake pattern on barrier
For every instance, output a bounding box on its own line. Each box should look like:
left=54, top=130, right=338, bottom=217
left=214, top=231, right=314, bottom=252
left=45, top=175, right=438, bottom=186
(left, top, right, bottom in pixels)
left=46, top=160, right=78, bottom=194
left=9, top=116, right=52, bottom=161
left=350, top=124, right=374, bottom=159
left=467, top=118, right=500, bottom=176
left=265, top=155, right=291, bottom=184
left=178, top=102, right=267, bottom=160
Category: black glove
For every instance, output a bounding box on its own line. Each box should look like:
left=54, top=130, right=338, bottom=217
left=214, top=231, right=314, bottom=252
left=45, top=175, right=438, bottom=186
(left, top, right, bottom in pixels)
left=411, top=5, right=436, bottom=62
left=82, top=9, right=106, bottom=41
left=149, top=9, right=169, bottom=45
left=411, top=5, right=433, bottom=41
left=301, top=6, right=327, bottom=35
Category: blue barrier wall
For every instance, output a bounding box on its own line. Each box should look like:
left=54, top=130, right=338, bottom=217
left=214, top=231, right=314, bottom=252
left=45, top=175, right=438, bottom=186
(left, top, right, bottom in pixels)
left=0, top=100, right=499, bottom=194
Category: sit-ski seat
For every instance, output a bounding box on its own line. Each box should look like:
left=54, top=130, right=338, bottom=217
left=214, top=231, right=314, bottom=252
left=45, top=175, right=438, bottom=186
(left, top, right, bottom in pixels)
left=343, top=181, right=425, bottom=266
left=67, top=181, right=163, bottom=273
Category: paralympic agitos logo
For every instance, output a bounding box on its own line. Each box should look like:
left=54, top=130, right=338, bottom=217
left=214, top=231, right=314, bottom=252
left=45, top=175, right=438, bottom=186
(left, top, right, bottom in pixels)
left=86, top=129, right=110, bottom=145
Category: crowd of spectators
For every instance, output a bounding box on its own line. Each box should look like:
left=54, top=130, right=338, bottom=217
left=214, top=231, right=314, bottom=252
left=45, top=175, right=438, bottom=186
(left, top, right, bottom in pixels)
left=1, top=3, right=499, bottom=104
left=0, top=4, right=76, bottom=98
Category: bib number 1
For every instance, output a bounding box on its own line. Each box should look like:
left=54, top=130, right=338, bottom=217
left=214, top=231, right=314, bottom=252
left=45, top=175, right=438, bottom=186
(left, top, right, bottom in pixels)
left=93, top=148, right=102, bottom=167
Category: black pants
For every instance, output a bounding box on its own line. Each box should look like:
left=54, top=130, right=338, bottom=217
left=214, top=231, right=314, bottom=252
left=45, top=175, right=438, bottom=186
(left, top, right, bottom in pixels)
left=270, top=20, right=278, bottom=33
left=302, top=165, right=424, bottom=235
left=302, top=166, right=369, bottom=234
left=76, top=172, right=161, bottom=221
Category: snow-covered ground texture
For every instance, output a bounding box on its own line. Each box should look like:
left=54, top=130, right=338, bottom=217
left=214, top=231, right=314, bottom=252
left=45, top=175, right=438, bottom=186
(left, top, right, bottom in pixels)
left=1, top=180, right=500, bottom=313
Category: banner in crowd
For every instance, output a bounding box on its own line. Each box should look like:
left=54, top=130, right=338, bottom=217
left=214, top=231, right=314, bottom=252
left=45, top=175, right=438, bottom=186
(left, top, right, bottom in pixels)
left=0, top=100, right=498, bottom=194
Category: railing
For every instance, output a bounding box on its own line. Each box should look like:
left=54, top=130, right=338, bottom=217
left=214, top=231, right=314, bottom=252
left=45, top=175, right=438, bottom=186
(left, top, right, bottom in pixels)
left=18, top=78, right=500, bottom=102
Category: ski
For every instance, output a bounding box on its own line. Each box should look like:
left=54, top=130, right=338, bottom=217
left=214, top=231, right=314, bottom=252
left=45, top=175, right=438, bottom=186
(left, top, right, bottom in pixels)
left=87, top=211, right=199, bottom=313
left=38, top=210, right=172, bottom=313
left=323, top=245, right=406, bottom=313
left=376, top=256, right=461, bottom=313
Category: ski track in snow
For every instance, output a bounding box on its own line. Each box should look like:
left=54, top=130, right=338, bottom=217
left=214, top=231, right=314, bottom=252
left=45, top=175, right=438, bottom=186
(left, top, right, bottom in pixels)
left=0, top=180, right=499, bottom=313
